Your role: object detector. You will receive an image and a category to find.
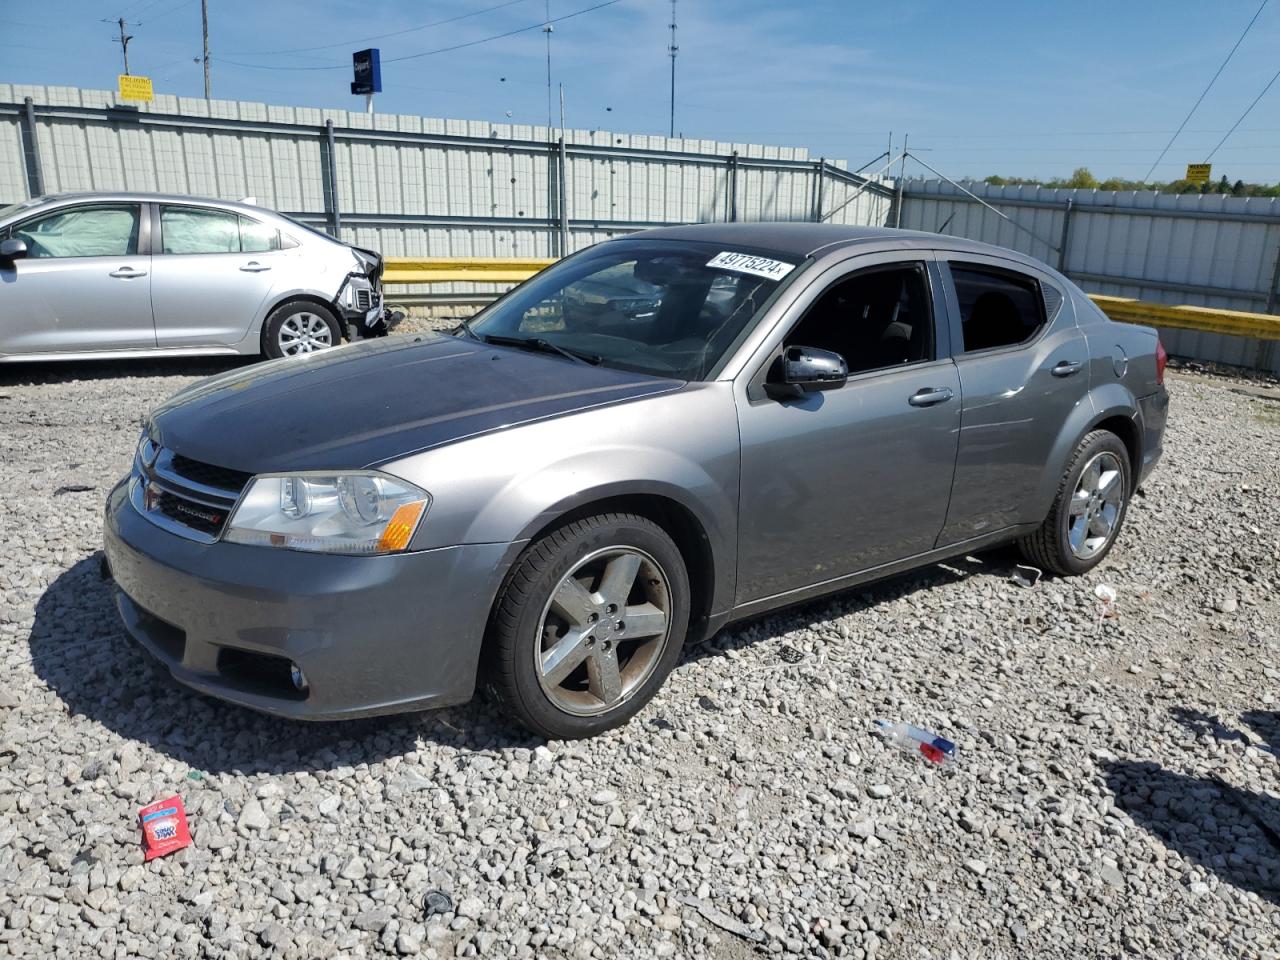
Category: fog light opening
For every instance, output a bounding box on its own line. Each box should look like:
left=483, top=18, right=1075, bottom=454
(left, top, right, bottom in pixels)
left=290, top=663, right=309, bottom=693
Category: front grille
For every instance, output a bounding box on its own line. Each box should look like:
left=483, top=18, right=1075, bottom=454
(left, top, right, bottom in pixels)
left=134, top=446, right=251, bottom=542
left=355, top=289, right=372, bottom=310
left=153, top=489, right=229, bottom=536
left=169, top=453, right=253, bottom=493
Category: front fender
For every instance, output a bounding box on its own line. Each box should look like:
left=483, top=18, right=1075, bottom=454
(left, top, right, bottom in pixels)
left=384, top=383, right=742, bottom=618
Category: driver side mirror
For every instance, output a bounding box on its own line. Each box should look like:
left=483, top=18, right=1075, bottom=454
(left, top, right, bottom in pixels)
left=765, top=345, right=848, bottom=399
left=0, top=237, right=28, bottom=263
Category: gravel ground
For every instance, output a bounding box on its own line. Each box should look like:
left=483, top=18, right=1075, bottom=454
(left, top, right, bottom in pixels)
left=1, top=355, right=1277, bottom=960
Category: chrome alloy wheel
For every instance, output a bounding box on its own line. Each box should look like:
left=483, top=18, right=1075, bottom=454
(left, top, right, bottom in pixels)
left=1068, top=451, right=1125, bottom=560
left=277, top=312, right=334, bottom=355
left=535, top=547, right=672, bottom=717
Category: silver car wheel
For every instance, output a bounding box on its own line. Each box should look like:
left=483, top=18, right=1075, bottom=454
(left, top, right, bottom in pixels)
left=536, top=546, right=672, bottom=717
left=277, top=312, right=334, bottom=356
left=1067, top=451, right=1125, bottom=560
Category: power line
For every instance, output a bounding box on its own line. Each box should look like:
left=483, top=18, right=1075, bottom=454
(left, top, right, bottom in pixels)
left=1204, top=64, right=1280, bottom=161
left=143, top=0, right=198, bottom=23
left=212, top=0, right=620, bottom=71
left=225, top=0, right=531, bottom=57
left=1142, top=0, right=1270, bottom=181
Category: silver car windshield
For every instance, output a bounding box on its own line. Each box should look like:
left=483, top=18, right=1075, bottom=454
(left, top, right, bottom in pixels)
left=0, top=197, right=47, bottom=223
left=467, top=240, right=798, bottom=380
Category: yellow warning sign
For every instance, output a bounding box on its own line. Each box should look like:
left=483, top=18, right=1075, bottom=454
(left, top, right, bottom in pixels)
left=117, top=75, right=154, bottom=103
left=1185, top=163, right=1212, bottom=185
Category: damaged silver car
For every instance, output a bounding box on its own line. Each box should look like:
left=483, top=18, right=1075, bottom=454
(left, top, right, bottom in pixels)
left=0, top=192, right=385, bottom=362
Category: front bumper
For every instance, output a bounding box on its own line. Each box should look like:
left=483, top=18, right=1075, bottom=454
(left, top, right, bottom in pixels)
left=103, top=479, right=509, bottom=720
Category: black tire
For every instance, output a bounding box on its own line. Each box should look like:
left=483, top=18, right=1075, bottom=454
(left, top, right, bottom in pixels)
left=261, top=301, right=343, bottom=360
left=1019, top=429, right=1132, bottom=576
left=486, top=513, right=690, bottom=740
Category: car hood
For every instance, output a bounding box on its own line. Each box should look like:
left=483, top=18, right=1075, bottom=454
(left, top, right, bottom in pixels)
left=149, top=335, right=683, bottom=474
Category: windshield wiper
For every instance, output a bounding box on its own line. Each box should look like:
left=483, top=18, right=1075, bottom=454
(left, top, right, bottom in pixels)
left=453, top=318, right=482, bottom=341
left=482, top=334, right=602, bottom=366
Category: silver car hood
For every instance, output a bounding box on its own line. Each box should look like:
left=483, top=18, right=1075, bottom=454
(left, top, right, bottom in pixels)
left=148, top=335, right=682, bottom=474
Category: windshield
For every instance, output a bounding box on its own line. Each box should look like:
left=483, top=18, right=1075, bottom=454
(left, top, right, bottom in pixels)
left=466, top=240, right=799, bottom=380
left=0, top=197, right=47, bottom=223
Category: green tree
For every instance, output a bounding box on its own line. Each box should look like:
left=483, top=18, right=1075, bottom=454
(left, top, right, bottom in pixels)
left=1065, top=167, right=1099, bottom=189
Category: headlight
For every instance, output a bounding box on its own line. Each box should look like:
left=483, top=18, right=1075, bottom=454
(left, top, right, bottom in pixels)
left=223, top=472, right=429, bottom=554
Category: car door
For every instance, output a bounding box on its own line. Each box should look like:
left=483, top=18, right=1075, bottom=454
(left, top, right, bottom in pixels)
left=0, top=202, right=154, bottom=355
left=148, top=204, right=284, bottom=348
left=935, top=256, right=1088, bottom=546
left=735, top=254, right=962, bottom=605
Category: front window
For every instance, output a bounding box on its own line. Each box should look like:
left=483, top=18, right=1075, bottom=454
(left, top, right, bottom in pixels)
left=467, top=240, right=799, bottom=380
left=12, top=204, right=140, bottom=258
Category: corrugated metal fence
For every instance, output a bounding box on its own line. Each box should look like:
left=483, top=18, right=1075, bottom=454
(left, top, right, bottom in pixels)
left=899, top=179, right=1280, bottom=373
left=5, top=85, right=1279, bottom=372
left=0, top=83, right=893, bottom=300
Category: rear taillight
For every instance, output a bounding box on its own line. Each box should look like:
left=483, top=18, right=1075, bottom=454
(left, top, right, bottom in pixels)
left=1155, top=339, right=1168, bottom=386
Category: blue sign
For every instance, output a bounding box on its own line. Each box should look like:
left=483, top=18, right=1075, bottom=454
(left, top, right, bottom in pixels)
left=351, top=48, right=382, bottom=96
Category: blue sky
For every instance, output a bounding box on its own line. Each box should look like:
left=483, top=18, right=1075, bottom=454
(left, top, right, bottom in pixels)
left=4, top=0, right=1279, bottom=183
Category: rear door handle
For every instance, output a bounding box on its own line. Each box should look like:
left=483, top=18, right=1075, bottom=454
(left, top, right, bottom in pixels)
left=908, top=386, right=954, bottom=407
left=239, top=261, right=271, bottom=273
left=109, top=267, right=147, bottom=279
left=1052, top=360, right=1084, bottom=377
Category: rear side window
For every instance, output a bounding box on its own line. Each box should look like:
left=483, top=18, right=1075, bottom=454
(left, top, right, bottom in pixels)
left=160, top=206, right=281, bottom=254
left=239, top=217, right=281, bottom=253
left=951, top=266, right=1045, bottom=353
left=161, top=206, right=239, bottom=254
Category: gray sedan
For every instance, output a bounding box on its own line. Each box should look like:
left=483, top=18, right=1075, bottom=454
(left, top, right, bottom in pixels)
left=103, top=223, right=1169, bottom=739
left=0, top=192, right=384, bottom=362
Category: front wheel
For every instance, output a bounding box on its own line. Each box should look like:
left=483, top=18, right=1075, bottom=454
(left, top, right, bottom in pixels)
left=486, top=513, right=690, bottom=739
left=261, top=302, right=342, bottom=359
left=1019, top=429, right=1131, bottom=576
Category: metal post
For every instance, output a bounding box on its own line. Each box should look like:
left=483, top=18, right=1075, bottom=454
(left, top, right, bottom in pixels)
left=728, top=151, right=739, bottom=222
left=324, top=120, right=342, bottom=238
left=20, top=98, right=44, bottom=197
left=893, top=135, right=907, bottom=228
left=1266, top=238, right=1280, bottom=315
left=812, top=158, right=825, bottom=222
left=201, top=0, right=211, bottom=98
left=1057, top=198, right=1074, bottom=273
left=557, top=135, right=569, bottom=257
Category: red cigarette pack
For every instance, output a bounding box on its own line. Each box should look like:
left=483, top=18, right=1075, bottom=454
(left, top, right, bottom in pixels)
left=138, top=795, right=192, bottom=861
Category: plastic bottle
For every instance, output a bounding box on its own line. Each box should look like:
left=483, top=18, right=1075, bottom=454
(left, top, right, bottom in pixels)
left=874, top=719, right=957, bottom=765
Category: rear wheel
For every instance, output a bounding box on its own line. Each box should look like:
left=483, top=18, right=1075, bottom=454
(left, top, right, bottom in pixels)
left=1019, top=430, right=1131, bottom=576
left=486, top=513, right=690, bottom=739
left=262, top=301, right=342, bottom=359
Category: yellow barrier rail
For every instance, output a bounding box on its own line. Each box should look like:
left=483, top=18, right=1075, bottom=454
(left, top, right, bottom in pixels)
left=382, top=258, right=1280, bottom=341
left=382, top=257, right=554, bottom=284
left=1088, top=295, right=1280, bottom=342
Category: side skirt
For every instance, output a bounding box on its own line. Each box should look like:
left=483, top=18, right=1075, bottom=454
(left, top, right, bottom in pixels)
left=725, top=524, right=1037, bottom=623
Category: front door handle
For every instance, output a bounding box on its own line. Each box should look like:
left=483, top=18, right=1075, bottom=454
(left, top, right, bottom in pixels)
left=239, top=261, right=271, bottom=273
left=109, top=267, right=147, bottom=279
left=908, top=386, right=954, bottom=407
left=1052, top=360, right=1084, bottom=377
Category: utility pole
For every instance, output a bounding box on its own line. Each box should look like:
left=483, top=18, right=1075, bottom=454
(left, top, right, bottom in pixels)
left=110, top=17, right=134, bottom=75
left=201, top=0, right=211, bottom=98
left=543, top=1, right=554, bottom=138
left=894, top=134, right=908, bottom=229
left=668, top=0, right=678, bottom=138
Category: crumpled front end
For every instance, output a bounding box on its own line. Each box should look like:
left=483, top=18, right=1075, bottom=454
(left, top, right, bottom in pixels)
left=336, top=245, right=388, bottom=341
